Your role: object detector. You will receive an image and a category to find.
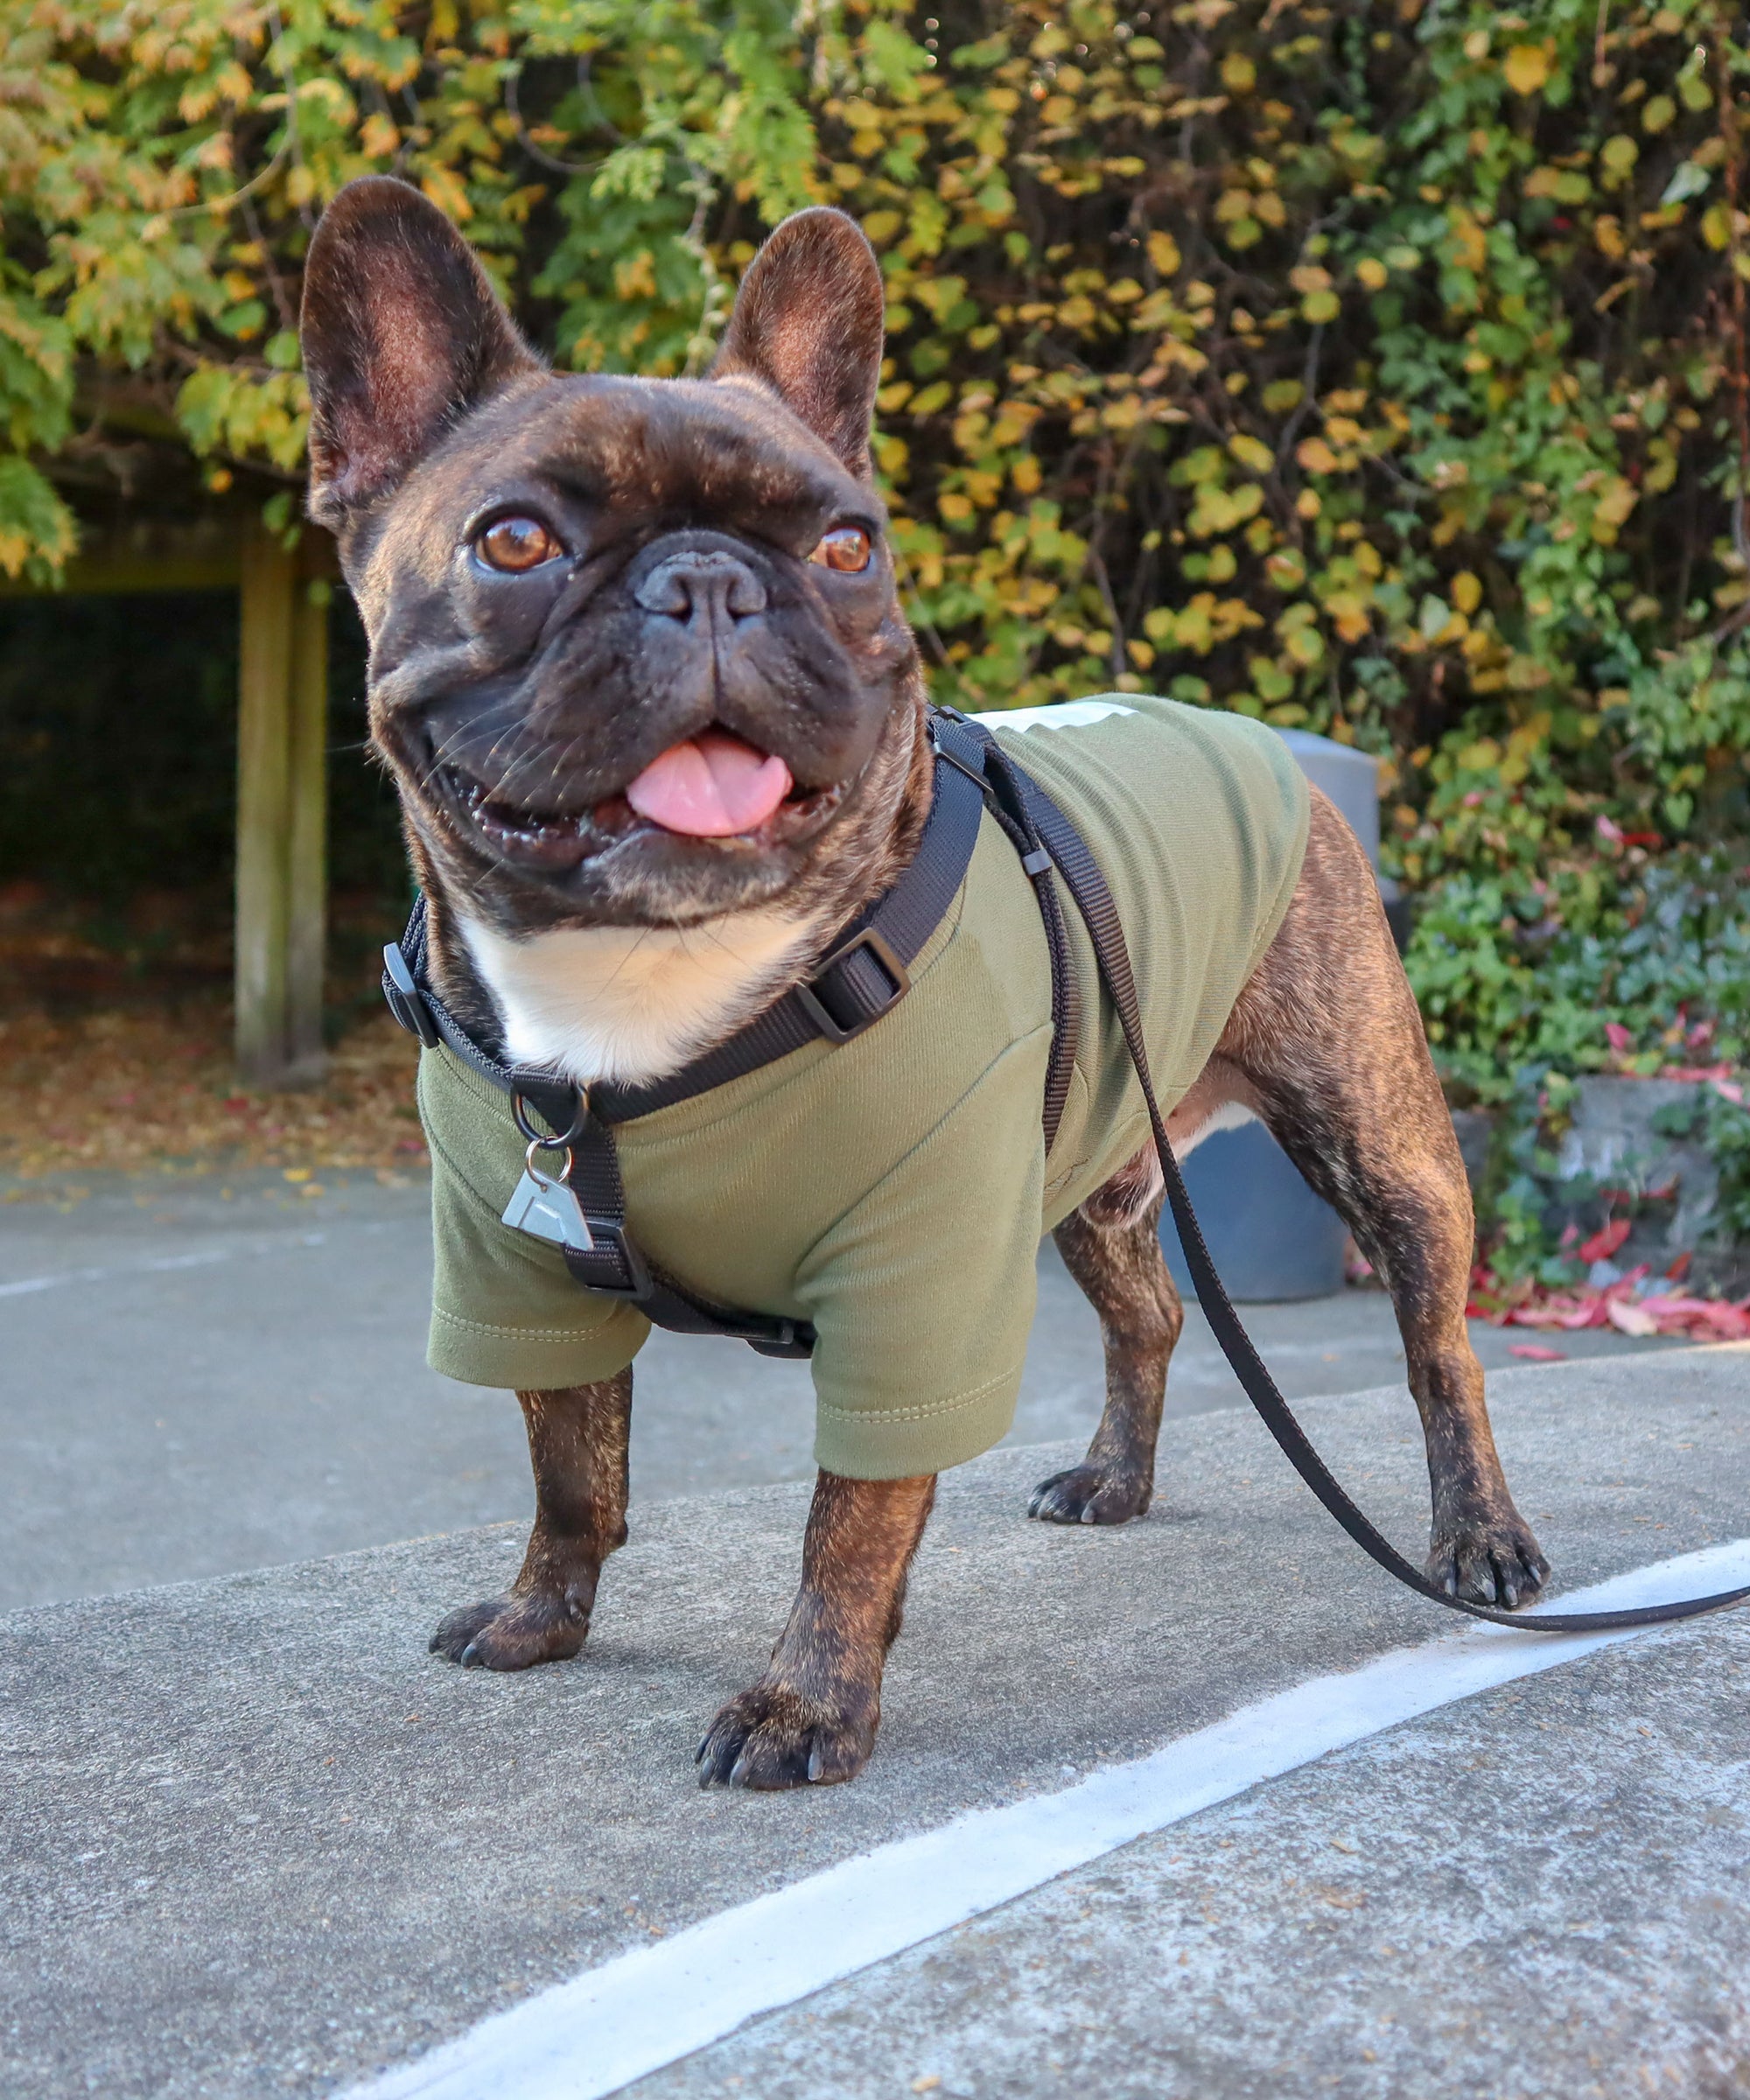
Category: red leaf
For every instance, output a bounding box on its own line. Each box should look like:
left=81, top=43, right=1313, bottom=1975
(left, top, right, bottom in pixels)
left=1603, top=1022, right=1633, bottom=1054
left=1578, top=1217, right=1631, bottom=1264
left=1509, top=1342, right=1566, bottom=1362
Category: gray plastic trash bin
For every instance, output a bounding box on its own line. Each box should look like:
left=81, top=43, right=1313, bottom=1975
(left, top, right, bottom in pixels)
left=1159, top=727, right=1381, bottom=1303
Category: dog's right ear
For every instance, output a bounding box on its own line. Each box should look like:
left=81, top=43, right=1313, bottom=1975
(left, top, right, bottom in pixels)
left=299, top=177, right=540, bottom=528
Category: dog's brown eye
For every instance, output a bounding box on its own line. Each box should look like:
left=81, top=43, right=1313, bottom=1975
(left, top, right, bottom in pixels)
left=808, top=525, right=872, bottom=574
left=477, top=515, right=563, bottom=572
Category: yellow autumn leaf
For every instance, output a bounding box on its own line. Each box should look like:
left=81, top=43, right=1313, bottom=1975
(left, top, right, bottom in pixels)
left=421, top=165, right=472, bottom=222
left=1146, top=231, right=1181, bottom=276
left=1590, top=477, right=1638, bottom=542
left=1296, top=436, right=1340, bottom=474
left=1502, top=44, right=1550, bottom=96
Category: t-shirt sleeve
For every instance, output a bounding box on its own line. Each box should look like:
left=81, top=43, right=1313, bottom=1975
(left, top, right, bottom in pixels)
left=794, top=1029, right=1050, bottom=1479
left=418, top=1048, right=650, bottom=1390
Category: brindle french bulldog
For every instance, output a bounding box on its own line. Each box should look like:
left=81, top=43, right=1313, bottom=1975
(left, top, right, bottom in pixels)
left=298, top=176, right=1549, bottom=1789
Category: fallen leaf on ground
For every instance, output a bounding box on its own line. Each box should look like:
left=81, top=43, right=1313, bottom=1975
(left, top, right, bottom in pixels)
left=0, top=1001, right=424, bottom=1180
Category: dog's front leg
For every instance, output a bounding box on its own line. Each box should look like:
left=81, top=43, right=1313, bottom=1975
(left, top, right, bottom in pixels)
left=430, top=1370, right=632, bottom=1669
left=697, top=1471, right=936, bottom=1789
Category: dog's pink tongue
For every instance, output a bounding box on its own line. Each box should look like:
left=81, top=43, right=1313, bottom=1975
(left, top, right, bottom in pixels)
left=625, top=730, right=793, bottom=838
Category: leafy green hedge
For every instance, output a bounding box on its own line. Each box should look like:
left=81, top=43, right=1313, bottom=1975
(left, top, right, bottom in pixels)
left=4, top=0, right=1749, bottom=1116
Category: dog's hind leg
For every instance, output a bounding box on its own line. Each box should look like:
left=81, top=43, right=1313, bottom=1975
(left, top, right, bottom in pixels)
left=696, top=1470, right=936, bottom=1789
left=430, top=1368, right=633, bottom=1668
left=1030, top=1170, right=1183, bottom=1525
left=1221, top=789, right=1550, bottom=1607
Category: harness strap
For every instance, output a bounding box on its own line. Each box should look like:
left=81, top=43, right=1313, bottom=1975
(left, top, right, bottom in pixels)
left=984, top=733, right=1750, bottom=1636
left=384, top=718, right=992, bottom=1124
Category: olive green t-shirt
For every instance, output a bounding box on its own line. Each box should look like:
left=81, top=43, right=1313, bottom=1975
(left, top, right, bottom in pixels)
left=417, top=696, right=1310, bottom=1479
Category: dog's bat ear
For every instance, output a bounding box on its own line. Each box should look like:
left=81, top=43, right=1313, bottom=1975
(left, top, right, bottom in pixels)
left=709, top=207, right=886, bottom=477
left=299, top=176, right=540, bottom=528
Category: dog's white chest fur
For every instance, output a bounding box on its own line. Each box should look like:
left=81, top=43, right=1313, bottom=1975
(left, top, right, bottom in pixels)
left=458, top=909, right=829, bottom=1088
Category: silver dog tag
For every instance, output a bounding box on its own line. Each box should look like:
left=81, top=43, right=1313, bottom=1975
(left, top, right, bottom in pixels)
left=501, top=1163, right=595, bottom=1253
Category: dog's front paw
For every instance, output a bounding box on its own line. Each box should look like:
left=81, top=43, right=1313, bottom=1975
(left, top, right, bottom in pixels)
left=429, top=1589, right=591, bottom=1670
left=696, top=1685, right=876, bottom=1790
left=1427, top=1512, right=1550, bottom=1609
left=1027, top=1464, right=1152, bottom=1526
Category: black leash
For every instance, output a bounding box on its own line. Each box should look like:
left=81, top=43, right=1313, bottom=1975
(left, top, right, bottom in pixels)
left=961, top=719, right=1750, bottom=1635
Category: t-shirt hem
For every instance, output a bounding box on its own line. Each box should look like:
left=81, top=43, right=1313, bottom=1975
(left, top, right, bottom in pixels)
left=812, top=1361, right=1024, bottom=1480
left=427, top=1306, right=645, bottom=1390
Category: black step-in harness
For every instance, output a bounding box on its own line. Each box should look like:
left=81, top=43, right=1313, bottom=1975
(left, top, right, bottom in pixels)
left=385, top=705, right=1748, bottom=1635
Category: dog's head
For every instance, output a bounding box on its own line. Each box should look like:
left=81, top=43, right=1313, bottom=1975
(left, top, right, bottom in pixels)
left=299, top=178, right=924, bottom=937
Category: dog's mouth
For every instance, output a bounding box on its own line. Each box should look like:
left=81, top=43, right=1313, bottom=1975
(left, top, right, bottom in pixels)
left=430, top=728, right=846, bottom=872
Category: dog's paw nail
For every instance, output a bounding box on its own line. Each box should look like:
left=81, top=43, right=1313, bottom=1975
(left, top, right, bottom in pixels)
left=728, top=1751, right=752, bottom=1788
left=1079, top=1502, right=1097, bottom=1525
left=458, top=1641, right=481, bottom=1667
left=807, top=1742, right=824, bottom=1783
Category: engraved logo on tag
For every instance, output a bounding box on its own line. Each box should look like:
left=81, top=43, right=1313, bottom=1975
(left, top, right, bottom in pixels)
left=501, top=1166, right=595, bottom=1253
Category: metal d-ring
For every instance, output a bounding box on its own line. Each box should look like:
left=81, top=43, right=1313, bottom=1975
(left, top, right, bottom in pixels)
left=511, top=1088, right=589, bottom=1151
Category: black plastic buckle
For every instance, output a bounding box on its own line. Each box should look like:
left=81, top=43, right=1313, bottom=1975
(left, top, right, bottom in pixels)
left=748, top=1320, right=817, bottom=1361
left=564, top=1220, right=652, bottom=1301
left=795, top=928, right=912, bottom=1044
left=382, top=942, right=440, bottom=1047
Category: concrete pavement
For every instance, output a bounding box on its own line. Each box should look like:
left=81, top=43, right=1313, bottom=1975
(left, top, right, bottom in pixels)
left=632, top=1605, right=1750, bottom=2100
left=2, top=1347, right=1746, bottom=2098
left=0, top=1168, right=1681, bottom=1610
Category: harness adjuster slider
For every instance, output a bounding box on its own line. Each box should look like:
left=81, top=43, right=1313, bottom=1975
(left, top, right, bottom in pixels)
left=795, top=927, right=912, bottom=1044
left=564, top=1219, right=652, bottom=1301
left=1019, top=846, right=1054, bottom=878
left=382, top=942, right=440, bottom=1048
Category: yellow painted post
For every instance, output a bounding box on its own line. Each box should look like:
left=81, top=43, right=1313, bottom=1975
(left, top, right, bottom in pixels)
left=285, top=564, right=331, bottom=1083
left=235, top=523, right=295, bottom=1087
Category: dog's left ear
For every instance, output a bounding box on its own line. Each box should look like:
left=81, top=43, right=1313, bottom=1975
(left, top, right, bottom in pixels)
left=710, top=207, right=886, bottom=478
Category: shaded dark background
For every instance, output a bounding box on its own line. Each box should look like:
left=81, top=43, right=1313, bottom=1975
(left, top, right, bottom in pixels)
left=0, top=589, right=405, bottom=1016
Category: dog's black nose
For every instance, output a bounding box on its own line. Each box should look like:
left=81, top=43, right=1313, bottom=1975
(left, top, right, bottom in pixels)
left=635, top=550, right=767, bottom=625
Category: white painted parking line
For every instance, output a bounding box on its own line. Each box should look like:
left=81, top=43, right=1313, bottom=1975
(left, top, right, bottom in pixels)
left=342, top=1537, right=1750, bottom=2100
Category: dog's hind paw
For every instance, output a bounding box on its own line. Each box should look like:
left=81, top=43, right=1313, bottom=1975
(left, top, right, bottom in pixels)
left=1426, top=1515, right=1550, bottom=1610
left=696, top=1685, right=875, bottom=1790
left=1027, top=1464, right=1152, bottom=1526
left=428, top=1589, right=591, bottom=1670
